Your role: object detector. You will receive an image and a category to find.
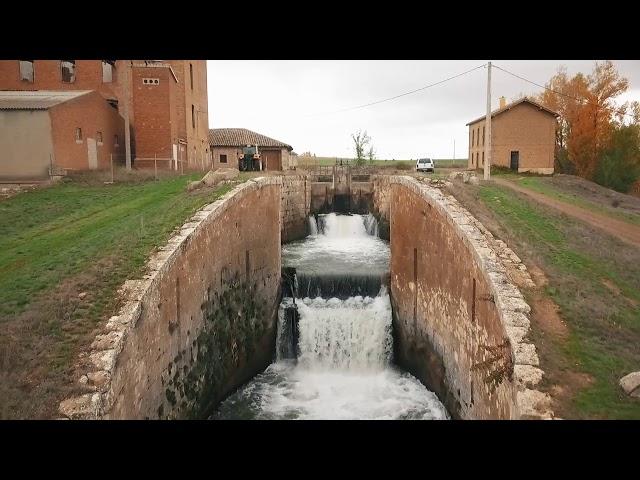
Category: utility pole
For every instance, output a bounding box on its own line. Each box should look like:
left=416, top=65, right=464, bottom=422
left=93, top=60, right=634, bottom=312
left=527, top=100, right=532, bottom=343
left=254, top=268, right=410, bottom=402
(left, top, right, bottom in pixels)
left=124, top=60, right=132, bottom=170
left=484, top=61, right=492, bottom=181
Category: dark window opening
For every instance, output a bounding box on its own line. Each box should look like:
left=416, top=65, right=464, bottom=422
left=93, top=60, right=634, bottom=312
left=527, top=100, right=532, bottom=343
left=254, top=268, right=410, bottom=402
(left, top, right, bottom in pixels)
left=102, top=60, right=115, bottom=83
left=114, top=135, right=119, bottom=147
left=483, top=126, right=485, bottom=145
left=471, top=129, right=474, bottom=147
left=189, top=63, right=194, bottom=90
left=97, top=131, right=103, bottom=144
left=220, top=154, right=227, bottom=163
left=191, top=105, right=196, bottom=129
left=482, top=151, right=484, bottom=166
left=19, top=60, right=34, bottom=82
left=61, top=60, right=76, bottom=83
left=75, top=128, right=83, bottom=142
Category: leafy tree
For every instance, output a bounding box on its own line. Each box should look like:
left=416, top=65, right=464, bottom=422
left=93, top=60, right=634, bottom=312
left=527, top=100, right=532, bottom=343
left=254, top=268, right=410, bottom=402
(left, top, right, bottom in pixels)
left=351, top=130, right=371, bottom=166
left=537, top=61, right=631, bottom=180
left=593, top=124, right=640, bottom=193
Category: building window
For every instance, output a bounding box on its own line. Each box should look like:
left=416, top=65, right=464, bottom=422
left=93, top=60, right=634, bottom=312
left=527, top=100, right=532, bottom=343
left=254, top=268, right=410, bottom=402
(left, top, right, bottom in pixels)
left=483, top=126, right=485, bottom=146
left=220, top=154, right=227, bottom=163
left=482, top=151, right=485, bottom=165
left=19, top=60, right=34, bottom=82
left=190, top=63, right=194, bottom=90
left=61, top=60, right=76, bottom=83
left=477, top=127, right=480, bottom=146
left=114, top=135, right=119, bottom=147
left=102, top=60, right=115, bottom=83
left=471, top=129, right=474, bottom=148
left=75, top=128, right=83, bottom=143
left=97, top=131, right=103, bottom=145
left=191, top=105, right=196, bottom=129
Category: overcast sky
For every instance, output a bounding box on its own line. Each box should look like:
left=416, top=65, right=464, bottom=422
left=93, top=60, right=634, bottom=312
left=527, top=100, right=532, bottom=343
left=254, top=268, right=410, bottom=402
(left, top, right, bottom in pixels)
left=206, top=60, right=640, bottom=160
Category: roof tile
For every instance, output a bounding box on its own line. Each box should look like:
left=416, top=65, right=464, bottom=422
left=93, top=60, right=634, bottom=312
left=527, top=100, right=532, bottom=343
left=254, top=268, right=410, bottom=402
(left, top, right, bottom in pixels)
left=209, top=128, right=292, bottom=150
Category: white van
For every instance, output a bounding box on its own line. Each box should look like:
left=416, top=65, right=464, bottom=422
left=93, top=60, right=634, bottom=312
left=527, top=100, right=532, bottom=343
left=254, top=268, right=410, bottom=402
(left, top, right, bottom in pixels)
left=416, top=158, right=434, bottom=172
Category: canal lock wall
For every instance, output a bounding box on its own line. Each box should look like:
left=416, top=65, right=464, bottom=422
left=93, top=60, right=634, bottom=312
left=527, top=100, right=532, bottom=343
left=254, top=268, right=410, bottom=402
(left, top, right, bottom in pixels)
left=59, top=172, right=551, bottom=420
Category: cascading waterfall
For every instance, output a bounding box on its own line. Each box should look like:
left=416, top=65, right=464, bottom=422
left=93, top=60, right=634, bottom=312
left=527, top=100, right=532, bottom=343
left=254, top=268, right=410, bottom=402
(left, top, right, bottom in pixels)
left=212, top=213, right=448, bottom=420
left=307, top=216, right=318, bottom=236
left=295, top=289, right=393, bottom=371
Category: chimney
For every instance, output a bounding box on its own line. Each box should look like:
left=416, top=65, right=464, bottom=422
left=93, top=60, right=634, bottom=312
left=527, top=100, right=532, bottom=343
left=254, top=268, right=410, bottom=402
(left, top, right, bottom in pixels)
left=499, top=96, right=506, bottom=109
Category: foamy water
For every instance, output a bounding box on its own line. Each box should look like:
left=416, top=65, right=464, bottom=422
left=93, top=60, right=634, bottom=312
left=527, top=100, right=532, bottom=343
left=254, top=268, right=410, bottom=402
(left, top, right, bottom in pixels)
left=212, top=214, right=448, bottom=420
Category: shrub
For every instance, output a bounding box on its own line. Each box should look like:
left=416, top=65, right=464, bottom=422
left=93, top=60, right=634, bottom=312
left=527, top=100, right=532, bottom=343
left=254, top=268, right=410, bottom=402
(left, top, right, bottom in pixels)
left=593, top=125, right=640, bottom=193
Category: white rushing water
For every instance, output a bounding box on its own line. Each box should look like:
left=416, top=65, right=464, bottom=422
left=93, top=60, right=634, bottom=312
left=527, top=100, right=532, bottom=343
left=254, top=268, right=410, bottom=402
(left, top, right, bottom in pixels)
left=213, top=214, right=448, bottom=420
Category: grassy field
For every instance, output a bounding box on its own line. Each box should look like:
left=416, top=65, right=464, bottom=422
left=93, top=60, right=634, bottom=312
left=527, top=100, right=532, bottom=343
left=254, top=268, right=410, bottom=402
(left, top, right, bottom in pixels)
left=0, top=171, right=241, bottom=418
left=493, top=172, right=640, bottom=227
left=452, top=182, right=640, bottom=418
left=298, top=157, right=468, bottom=169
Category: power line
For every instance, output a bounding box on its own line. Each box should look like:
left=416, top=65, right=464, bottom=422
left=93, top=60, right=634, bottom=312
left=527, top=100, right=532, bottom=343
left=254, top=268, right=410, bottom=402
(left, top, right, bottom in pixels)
left=493, top=63, right=639, bottom=121
left=304, top=63, right=488, bottom=117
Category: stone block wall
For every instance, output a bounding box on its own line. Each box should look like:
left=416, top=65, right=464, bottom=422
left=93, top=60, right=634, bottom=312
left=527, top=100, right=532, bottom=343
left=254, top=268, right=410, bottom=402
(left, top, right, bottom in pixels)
left=59, top=177, right=283, bottom=419
left=375, top=175, right=550, bottom=419
left=281, top=175, right=311, bottom=243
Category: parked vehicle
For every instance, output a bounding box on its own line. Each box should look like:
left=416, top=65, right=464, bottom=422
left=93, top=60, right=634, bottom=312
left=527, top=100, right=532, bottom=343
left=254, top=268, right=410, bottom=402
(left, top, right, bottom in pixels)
left=416, top=158, right=434, bottom=172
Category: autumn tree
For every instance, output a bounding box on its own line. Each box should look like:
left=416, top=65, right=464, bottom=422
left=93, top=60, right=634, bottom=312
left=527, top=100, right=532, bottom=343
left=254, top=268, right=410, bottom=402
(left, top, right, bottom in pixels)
left=537, top=61, right=630, bottom=179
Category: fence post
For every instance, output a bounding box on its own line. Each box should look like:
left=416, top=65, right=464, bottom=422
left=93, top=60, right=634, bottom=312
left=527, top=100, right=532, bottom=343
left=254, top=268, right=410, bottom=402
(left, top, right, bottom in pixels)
left=154, top=154, right=158, bottom=181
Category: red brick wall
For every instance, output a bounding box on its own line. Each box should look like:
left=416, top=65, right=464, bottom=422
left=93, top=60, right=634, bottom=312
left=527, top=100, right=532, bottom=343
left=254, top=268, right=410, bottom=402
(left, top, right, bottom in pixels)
left=0, top=60, right=129, bottom=117
left=131, top=67, right=174, bottom=161
left=168, top=60, right=210, bottom=170
left=49, top=92, right=125, bottom=171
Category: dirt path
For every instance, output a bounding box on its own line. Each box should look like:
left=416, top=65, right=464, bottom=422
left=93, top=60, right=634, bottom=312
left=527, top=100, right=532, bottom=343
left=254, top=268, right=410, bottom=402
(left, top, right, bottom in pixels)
left=493, top=177, right=640, bottom=248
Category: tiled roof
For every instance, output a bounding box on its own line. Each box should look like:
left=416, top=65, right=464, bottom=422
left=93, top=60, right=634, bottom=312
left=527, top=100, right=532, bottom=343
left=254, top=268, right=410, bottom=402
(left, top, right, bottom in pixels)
left=208, top=128, right=292, bottom=150
left=0, top=90, right=93, bottom=110
left=466, top=97, right=559, bottom=126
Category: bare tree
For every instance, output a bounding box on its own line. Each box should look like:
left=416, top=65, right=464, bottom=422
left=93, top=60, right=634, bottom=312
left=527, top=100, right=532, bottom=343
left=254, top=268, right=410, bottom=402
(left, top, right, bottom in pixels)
left=367, top=145, right=376, bottom=164
left=351, top=130, right=371, bottom=166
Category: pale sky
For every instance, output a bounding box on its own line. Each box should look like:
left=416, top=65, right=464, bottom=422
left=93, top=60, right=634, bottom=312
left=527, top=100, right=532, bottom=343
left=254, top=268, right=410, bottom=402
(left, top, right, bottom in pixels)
left=206, top=60, right=640, bottom=160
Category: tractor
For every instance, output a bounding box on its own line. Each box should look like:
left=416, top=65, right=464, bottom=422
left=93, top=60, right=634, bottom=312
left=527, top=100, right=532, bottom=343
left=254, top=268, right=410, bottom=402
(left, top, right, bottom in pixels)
left=238, top=145, right=262, bottom=171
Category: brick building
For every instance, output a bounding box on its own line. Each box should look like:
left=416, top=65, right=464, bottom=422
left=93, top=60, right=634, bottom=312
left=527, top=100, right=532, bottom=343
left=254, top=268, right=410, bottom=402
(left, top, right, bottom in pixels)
left=209, top=128, right=294, bottom=171
left=0, top=60, right=210, bottom=175
left=130, top=61, right=210, bottom=170
left=467, top=97, right=558, bottom=174
left=0, top=90, right=125, bottom=180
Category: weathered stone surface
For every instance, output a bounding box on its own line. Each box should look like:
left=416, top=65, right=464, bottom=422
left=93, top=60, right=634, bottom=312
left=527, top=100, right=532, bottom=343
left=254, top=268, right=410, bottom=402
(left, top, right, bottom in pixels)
left=89, top=349, right=117, bottom=372
left=87, top=371, right=110, bottom=389
left=59, top=393, right=101, bottom=420
left=187, top=181, right=203, bottom=192
left=517, top=389, right=553, bottom=419
left=202, top=167, right=239, bottom=187
left=514, top=365, right=544, bottom=389
left=514, top=342, right=539, bottom=366
left=619, top=371, right=640, bottom=397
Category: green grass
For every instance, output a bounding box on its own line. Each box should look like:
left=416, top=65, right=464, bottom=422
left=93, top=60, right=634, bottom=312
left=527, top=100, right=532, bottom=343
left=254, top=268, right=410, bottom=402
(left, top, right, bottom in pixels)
left=298, top=157, right=468, bottom=168
left=478, top=184, right=640, bottom=419
left=0, top=173, right=238, bottom=319
left=0, top=172, right=244, bottom=418
left=494, top=173, right=640, bottom=227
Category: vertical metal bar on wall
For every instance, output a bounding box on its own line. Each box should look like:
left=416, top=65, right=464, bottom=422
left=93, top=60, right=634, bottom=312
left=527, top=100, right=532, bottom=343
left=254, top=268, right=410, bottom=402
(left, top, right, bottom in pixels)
left=154, top=154, right=158, bottom=181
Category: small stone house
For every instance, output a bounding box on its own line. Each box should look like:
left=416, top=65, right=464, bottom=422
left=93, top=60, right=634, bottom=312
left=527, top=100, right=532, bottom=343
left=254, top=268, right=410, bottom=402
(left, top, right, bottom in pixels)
left=467, top=97, right=558, bottom=174
left=0, top=90, right=125, bottom=180
left=209, top=128, right=293, bottom=171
